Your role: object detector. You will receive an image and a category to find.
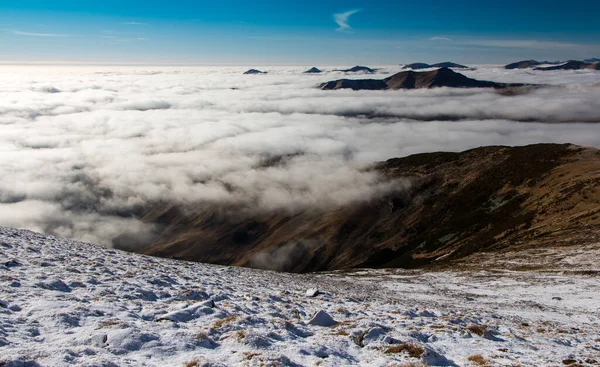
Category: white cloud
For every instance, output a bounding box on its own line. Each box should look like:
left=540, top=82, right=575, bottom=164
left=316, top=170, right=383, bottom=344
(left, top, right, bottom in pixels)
left=333, top=9, right=362, bottom=32
left=102, top=36, right=148, bottom=43
left=462, top=39, right=580, bottom=49
left=429, top=36, right=452, bottom=41
left=0, top=65, right=599, bottom=248
left=10, top=30, right=68, bottom=37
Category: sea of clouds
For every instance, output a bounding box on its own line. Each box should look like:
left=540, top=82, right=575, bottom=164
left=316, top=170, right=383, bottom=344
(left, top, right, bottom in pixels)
left=1, top=65, right=599, bottom=246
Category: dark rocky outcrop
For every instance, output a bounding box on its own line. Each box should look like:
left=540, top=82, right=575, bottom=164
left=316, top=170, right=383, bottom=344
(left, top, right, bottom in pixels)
left=304, top=67, right=322, bottom=73
left=320, top=67, right=526, bottom=91
left=402, top=62, right=468, bottom=70
left=244, top=69, right=267, bottom=75
left=333, top=66, right=377, bottom=73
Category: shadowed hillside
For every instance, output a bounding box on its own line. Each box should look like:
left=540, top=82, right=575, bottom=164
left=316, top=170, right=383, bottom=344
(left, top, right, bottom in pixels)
left=136, top=144, right=600, bottom=272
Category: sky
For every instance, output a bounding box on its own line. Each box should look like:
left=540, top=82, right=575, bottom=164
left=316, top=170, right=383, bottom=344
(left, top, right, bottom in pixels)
left=0, top=0, right=599, bottom=65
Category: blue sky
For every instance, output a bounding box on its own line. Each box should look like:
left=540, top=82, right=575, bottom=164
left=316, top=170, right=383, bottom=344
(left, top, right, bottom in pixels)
left=1, top=0, right=599, bottom=65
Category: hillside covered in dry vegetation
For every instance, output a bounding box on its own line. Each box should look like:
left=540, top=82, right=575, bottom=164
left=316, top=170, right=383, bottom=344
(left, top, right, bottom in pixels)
left=138, top=143, right=600, bottom=272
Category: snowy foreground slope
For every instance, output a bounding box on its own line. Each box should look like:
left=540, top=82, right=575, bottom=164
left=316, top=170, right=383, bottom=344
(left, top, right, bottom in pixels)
left=1, top=227, right=599, bottom=367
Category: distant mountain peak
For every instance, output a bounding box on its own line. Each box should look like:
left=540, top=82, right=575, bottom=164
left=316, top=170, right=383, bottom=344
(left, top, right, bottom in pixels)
left=304, top=67, right=322, bottom=73
left=320, top=67, right=527, bottom=91
left=534, top=60, right=599, bottom=71
left=243, top=69, right=267, bottom=75
left=504, top=60, right=542, bottom=69
left=333, top=65, right=377, bottom=73
left=402, top=62, right=468, bottom=70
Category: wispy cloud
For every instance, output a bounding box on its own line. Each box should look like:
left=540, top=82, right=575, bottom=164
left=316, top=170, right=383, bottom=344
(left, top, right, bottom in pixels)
left=122, top=22, right=148, bottom=25
left=102, top=35, right=147, bottom=43
left=333, top=9, right=361, bottom=32
left=425, top=36, right=582, bottom=50
left=464, top=39, right=579, bottom=49
left=10, top=30, right=68, bottom=37
left=429, top=36, right=452, bottom=41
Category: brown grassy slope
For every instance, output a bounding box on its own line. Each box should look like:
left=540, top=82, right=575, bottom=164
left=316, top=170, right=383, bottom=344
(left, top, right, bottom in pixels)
left=138, top=144, right=600, bottom=272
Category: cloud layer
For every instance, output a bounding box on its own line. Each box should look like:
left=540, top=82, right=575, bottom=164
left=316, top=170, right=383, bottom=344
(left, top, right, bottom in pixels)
left=1, top=65, right=599, bottom=246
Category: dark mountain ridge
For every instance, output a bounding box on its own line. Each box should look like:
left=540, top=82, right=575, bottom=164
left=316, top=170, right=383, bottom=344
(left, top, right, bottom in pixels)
left=535, top=60, right=600, bottom=71
left=333, top=66, right=377, bottom=73
left=243, top=69, right=267, bottom=75
left=320, top=67, right=527, bottom=91
left=402, top=62, right=468, bottom=70
left=505, top=60, right=543, bottom=69
left=505, top=59, right=599, bottom=70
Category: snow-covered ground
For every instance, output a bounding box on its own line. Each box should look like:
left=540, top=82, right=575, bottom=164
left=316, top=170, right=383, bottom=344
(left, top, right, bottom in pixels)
left=1, top=226, right=599, bottom=366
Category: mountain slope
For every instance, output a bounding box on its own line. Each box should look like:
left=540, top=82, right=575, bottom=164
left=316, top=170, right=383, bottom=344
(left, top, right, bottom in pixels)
left=139, top=144, right=600, bottom=273
left=2, top=225, right=600, bottom=366
left=320, top=67, right=526, bottom=90
left=504, top=60, right=543, bottom=69
left=535, top=60, right=593, bottom=71
left=587, top=62, right=600, bottom=70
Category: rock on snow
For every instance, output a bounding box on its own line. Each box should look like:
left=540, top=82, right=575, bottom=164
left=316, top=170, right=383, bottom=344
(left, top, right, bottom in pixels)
left=307, top=310, right=337, bottom=327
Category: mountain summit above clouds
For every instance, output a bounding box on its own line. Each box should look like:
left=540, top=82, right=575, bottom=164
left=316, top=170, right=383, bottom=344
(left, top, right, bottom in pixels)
left=320, top=67, right=528, bottom=90
left=304, top=67, right=322, bottom=73
left=333, top=65, right=377, bottom=73
left=505, top=59, right=600, bottom=70
left=402, top=61, right=469, bottom=70
left=535, top=60, right=600, bottom=71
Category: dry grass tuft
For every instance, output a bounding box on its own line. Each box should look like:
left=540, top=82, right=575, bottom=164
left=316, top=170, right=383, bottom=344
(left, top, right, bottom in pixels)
left=331, top=318, right=360, bottom=328
left=211, top=315, right=236, bottom=328
left=235, top=330, right=246, bottom=341
left=242, top=352, right=261, bottom=360
left=561, top=359, right=578, bottom=365
left=184, top=360, right=201, bottom=367
left=384, top=343, right=425, bottom=358
left=465, top=324, right=487, bottom=337
left=329, top=330, right=349, bottom=336
left=97, top=320, right=120, bottom=329
left=467, top=354, right=488, bottom=366
left=429, top=324, right=446, bottom=329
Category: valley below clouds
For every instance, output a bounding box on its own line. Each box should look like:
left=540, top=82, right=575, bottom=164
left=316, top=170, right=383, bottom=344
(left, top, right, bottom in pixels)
left=1, top=65, right=600, bottom=247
